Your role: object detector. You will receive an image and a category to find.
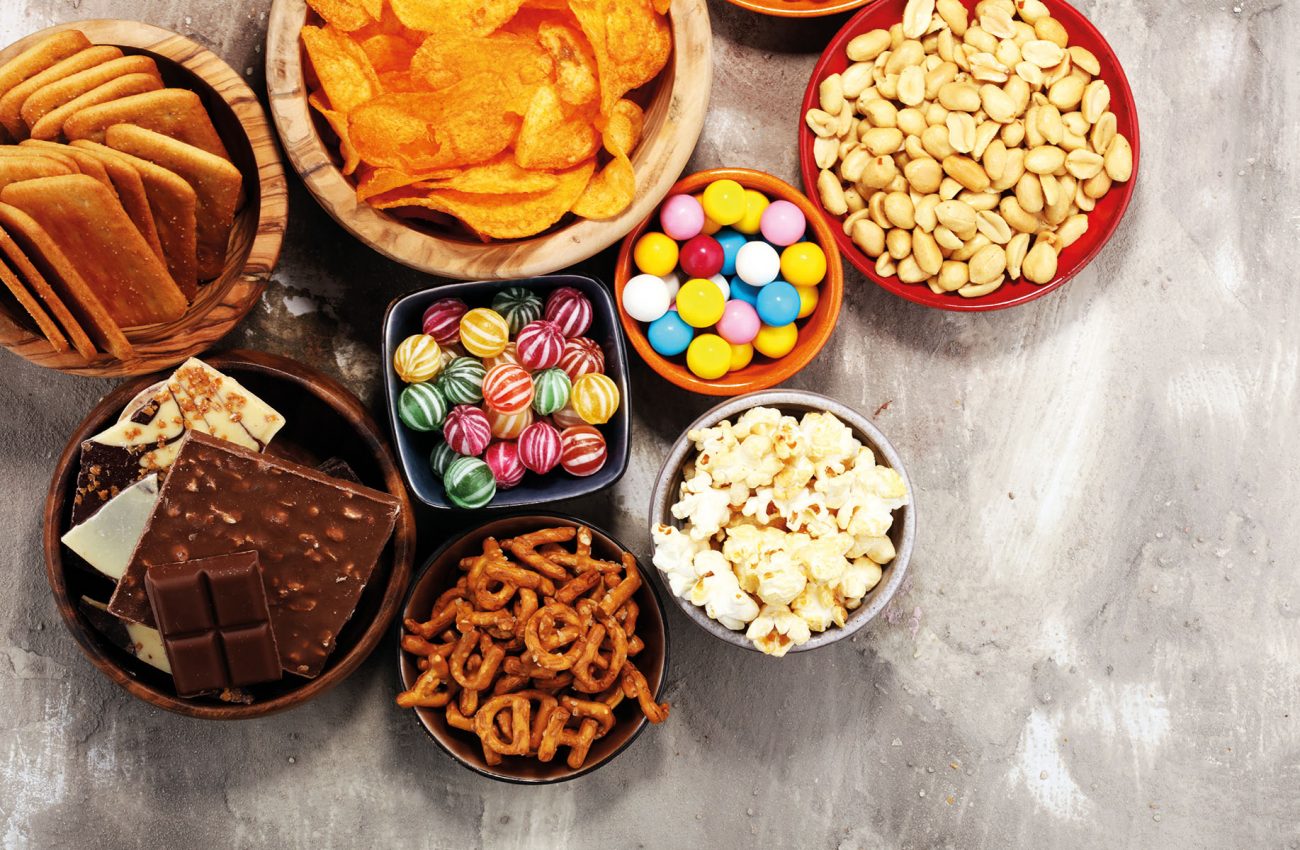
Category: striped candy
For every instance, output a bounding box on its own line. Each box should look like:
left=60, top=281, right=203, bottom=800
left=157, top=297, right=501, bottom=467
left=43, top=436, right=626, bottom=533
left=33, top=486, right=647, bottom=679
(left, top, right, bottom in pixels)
left=482, top=341, right=520, bottom=371
left=482, top=364, right=534, bottom=414
left=490, top=287, right=543, bottom=335
left=443, top=404, right=492, bottom=456
left=550, top=402, right=585, bottom=430
left=485, top=406, right=533, bottom=440
left=484, top=440, right=526, bottom=489
left=570, top=373, right=620, bottom=425
left=544, top=287, right=593, bottom=338
left=435, top=356, right=485, bottom=405
left=393, top=334, right=441, bottom=384
left=458, top=307, right=510, bottom=358
left=518, top=421, right=562, bottom=474
left=443, top=456, right=496, bottom=509
left=429, top=440, right=460, bottom=477
left=560, top=425, right=608, bottom=477
left=531, top=367, right=572, bottom=416
left=421, top=298, right=468, bottom=345
left=557, top=337, right=605, bottom=380
left=515, top=319, right=564, bottom=370
left=397, top=382, right=449, bottom=431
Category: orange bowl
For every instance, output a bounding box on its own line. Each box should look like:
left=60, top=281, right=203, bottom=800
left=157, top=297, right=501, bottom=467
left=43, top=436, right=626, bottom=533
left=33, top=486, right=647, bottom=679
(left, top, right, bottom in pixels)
left=614, top=167, right=843, bottom=396
left=722, top=0, right=874, bottom=19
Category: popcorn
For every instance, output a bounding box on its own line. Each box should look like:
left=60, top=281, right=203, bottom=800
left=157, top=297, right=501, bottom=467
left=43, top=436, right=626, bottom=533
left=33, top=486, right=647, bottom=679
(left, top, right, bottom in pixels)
left=689, top=551, right=759, bottom=630
left=792, top=583, right=844, bottom=632
left=745, top=605, right=812, bottom=657
left=755, top=549, right=806, bottom=606
left=651, top=524, right=709, bottom=597
left=836, top=558, right=884, bottom=602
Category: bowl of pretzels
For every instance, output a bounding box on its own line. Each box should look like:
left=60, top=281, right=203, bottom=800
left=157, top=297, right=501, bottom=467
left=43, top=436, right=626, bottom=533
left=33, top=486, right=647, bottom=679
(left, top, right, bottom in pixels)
left=395, top=514, right=670, bottom=783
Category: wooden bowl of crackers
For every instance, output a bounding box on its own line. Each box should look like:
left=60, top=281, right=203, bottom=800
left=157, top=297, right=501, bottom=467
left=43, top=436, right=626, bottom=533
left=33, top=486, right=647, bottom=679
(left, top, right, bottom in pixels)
left=0, top=21, right=287, bottom=377
left=264, top=0, right=711, bottom=280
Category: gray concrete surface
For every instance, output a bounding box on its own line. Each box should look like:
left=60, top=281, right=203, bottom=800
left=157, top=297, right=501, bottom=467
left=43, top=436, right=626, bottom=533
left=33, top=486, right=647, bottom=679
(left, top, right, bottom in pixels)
left=2, top=0, right=1298, bottom=848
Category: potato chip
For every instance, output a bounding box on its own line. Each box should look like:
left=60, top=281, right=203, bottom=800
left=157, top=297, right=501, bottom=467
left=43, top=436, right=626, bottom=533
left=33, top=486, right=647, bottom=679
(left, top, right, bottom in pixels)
left=359, top=33, right=416, bottom=72
left=414, top=153, right=559, bottom=193
left=359, top=0, right=385, bottom=16
left=391, top=0, right=528, bottom=36
left=569, top=152, right=632, bottom=219
left=653, top=0, right=670, bottom=13
left=604, top=98, right=644, bottom=156
left=307, top=0, right=375, bottom=31
left=515, top=84, right=599, bottom=170
left=409, top=31, right=550, bottom=108
left=301, top=25, right=382, bottom=113
left=537, top=21, right=598, bottom=106
left=568, top=0, right=669, bottom=116
left=308, top=90, right=361, bottom=175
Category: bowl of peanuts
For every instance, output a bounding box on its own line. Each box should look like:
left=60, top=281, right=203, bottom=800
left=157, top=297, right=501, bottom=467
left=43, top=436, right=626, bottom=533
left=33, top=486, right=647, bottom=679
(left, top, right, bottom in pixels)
left=799, top=0, right=1139, bottom=310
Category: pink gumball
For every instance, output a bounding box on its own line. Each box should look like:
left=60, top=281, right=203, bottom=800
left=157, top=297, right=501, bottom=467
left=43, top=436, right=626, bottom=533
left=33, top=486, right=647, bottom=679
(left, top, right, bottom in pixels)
left=442, top=405, right=491, bottom=456
left=484, top=441, right=526, bottom=489
left=759, top=200, right=806, bottom=247
left=715, top=300, right=761, bottom=345
left=517, top=421, right=562, bottom=474
left=660, top=194, right=705, bottom=241
left=515, top=319, right=565, bottom=370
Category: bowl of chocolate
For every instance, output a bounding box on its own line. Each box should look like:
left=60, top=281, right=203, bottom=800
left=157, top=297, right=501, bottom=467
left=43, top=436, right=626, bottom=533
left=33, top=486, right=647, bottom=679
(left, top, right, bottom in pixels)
left=44, top=349, right=416, bottom=718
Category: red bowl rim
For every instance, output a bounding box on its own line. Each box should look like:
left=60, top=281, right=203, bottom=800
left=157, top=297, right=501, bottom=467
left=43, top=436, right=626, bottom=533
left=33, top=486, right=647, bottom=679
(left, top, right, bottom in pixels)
left=721, top=0, right=875, bottom=19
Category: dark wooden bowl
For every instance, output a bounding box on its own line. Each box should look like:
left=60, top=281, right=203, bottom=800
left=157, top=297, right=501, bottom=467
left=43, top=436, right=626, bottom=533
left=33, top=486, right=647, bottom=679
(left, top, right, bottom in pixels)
left=43, top=349, right=416, bottom=719
left=0, top=21, right=287, bottom=376
left=398, top=513, right=670, bottom=783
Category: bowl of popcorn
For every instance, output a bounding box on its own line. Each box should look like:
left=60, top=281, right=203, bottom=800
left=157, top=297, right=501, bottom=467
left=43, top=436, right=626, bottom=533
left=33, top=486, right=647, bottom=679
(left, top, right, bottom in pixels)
left=649, top=391, right=914, bottom=655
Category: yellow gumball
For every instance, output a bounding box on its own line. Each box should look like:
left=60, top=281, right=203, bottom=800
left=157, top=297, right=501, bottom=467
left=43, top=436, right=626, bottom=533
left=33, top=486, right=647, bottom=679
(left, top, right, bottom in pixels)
left=780, top=241, right=828, bottom=287
left=634, top=232, right=679, bottom=276
left=676, top=278, right=725, bottom=328
left=701, top=179, right=746, bottom=226
left=735, top=189, right=769, bottom=235
left=686, top=334, right=731, bottom=380
left=795, top=284, right=819, bottom=319
left=728, top=342, right=754, bottom=371
left=694, top=194, right=722, bottom=234
left=752, top=323, right=798, bottom=358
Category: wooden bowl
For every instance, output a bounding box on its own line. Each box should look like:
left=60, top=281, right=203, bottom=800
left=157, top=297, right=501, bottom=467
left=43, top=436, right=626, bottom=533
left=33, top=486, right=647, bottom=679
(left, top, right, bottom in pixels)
left=799, top=0, right=1139, bottom=311
left=264, top=0, right=711, bottom=280
left=613, top=167, right=844, bottom=396
left=0, top=21, right=288, bottom=375
left=723, top=0, right=875, bottom=19
left=43, top=350, right=416, bottom=719
left=398, top=513, right=669, bottom=783
left=649, top=390, right=915, bottom=652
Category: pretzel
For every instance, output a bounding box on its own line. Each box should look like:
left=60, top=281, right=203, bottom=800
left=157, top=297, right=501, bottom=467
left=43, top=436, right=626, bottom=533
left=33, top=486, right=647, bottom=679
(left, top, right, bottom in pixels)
left=475, top=694, right=531, bottom=757
left=537, top=709, right=599, bottom=769
left=523, top=603, right=586, bottom=671
left=555, top=569, right=601, bottom=604
left=571, top=608, right=627, bottom=694
left=621, top=661, right=669, bottom=724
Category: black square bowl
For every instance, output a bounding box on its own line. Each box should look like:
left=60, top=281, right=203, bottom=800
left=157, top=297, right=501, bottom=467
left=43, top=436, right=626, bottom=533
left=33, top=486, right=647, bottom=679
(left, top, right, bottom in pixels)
left=382, top=275, right=631, bottom=510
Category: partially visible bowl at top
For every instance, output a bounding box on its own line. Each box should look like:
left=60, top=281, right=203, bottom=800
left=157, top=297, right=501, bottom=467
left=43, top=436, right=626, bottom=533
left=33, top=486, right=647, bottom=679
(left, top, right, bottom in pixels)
left=720, top=0, right=876, bottom=19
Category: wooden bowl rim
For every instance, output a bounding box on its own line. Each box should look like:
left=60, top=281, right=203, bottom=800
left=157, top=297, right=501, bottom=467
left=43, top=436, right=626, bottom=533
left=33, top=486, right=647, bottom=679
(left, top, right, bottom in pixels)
left=263, top=0, right=712, bottom=280
left=42, top=349, right=416, bottom=719
left=396, top=511, right=671, bottom=783
left=0, top=20, right=288, bottom=375
left=613, top=166, right=845, bottom=396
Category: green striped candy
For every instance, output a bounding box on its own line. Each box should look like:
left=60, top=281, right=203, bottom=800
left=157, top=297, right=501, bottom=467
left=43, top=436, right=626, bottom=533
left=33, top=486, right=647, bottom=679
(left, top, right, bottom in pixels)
left=531, top=367, right=571, bottom=416
left=398, top=382, right=448, bottom=432
left=491, top=287, right=543, bottom=335
left=443, top=456, right=497, bottom=509
left=435, top=356, right=485, bottom=405
left=429, top=441, right=460, bottom=478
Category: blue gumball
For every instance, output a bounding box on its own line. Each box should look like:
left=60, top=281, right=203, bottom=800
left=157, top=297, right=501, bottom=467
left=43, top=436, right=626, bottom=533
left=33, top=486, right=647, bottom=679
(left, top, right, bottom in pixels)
left=729, top=277, right=762, bottom=307
left=714, top=228, right=748, bottom=277
left=647, top=310, right=695, bottom=356
left=756, top=280, right=801, bottom=327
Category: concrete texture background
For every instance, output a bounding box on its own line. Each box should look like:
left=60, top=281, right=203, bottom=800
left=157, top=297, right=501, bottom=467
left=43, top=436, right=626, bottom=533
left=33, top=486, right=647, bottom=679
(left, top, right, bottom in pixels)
left=2, top=0, right=1298, bottom=848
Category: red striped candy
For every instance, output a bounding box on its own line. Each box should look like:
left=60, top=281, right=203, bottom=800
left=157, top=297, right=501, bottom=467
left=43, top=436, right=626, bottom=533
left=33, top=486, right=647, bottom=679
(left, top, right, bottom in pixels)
left=515, top=320, right=564, bottom=370
left=443, top=405, right=491, bottom=457
left=421, top=298, right=468, bottom=345
left=481, top=364, right=534, bottom=414
left=484, top=441, right=526, bottom=489
left=557, top=337, right=605, bottom=380
left=517, top=421, right=562, bottom=474
left=560, top=425, right=607, bottom=477
left=544, top=288, right=593, bottom=338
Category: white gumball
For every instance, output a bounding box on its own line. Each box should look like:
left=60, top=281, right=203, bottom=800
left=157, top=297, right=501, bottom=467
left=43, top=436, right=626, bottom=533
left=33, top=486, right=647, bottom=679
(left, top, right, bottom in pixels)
left=622, top=273, right=671, bottom=323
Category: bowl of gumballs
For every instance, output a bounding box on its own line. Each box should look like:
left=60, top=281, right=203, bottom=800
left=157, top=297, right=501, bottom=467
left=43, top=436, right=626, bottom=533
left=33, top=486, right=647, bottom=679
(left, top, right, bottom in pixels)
left=382, top=277, right=631, bottom=510
left=614, top=168, right=844, bottom=396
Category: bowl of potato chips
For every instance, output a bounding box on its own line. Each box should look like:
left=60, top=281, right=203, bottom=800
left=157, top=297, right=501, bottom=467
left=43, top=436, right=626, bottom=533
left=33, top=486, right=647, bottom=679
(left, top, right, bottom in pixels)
left=266, top=0, right=712, bottom=280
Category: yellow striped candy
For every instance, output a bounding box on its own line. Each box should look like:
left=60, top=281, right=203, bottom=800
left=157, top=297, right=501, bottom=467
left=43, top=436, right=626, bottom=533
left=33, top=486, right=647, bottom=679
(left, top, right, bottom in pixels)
left=458, top=308, right=510, bottom=358
left=393, top=334, right=441, bottom=384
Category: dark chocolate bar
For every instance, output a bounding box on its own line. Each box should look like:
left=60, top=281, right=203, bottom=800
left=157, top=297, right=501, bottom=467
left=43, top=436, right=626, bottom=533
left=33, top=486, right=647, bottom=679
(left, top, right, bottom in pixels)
left=110, top=431, right=401, bottom=678
left=316, top=457, right=361, bottom=485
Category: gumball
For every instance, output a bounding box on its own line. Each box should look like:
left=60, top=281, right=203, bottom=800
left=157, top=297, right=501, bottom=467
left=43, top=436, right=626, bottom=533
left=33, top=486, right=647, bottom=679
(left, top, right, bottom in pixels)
left=518, top=421, right=562, bottom=474
left=701, top=179, right=745, bottom=226
left=393, top=334, right=441, bottom=383
left=458, top=307, right=510, bottom=358
left=531, top=367, right=572, bottom=416
left=759, top=200, right=806, bottom=247
left=490, top=287, right=543, bottom=335
left=753, top=322, right=798, bottom=358
left=429, top=440, right=460, bottom=478
left=647, top=311, right=694, bottom=356
left=570, top=373, right=620, bottom=425
left=550, top=401, right=586, bottom=430
left=633, top=232, right=678, bottom=277
left=660, top=194, right=705, bottom=241
left=675, top=278, right=725, bottom=328
left=715, top=300, right=760, bottom=345
left=701, top=215, right=722, bottom=236
left=756, top=280, right=801, bottom=327
left=714, top=229, right=747, bottom=276
left=735, top=189, right=769, bottom=235
left=729, top=278, right=761, bottom=307
left=482, top=342, right=520, bottom=371
left=484, top=441, right=526, bottom=489
left=515, top=320, right=565, bottom=370
left=421, top=298, right=467, bottom=345
left=661, top=270, right=683, bottom=301
left=398, top=382, right=449, bottom=432
left=622, top=273, right=671, bottom=323
left=708, top=274, right=731, bottom=300
left=735, top=241, right=780, bottom=287
left=780, top=241, right=827, bottom=287
left=544, top=288, right=593, bottom=338
left=443, top=456, right=496, bottom=509
left=557, top=337, right=605, bottom=380
left=443, top=404, right=492, bottom=456
left=686, top=334, right=731, bottom=380
left=795, top=285, right=818, bottom=319
left=435, top=356, right=485, bottom=405
left=679, top=234, right=724, bottom=279
left=559, top=426, right=608, bottom=477
left=729, top=342, right=754, bottom=371
left=486, top=406, right=532, bottom=440
left=481, top=363, right=534, bottom=414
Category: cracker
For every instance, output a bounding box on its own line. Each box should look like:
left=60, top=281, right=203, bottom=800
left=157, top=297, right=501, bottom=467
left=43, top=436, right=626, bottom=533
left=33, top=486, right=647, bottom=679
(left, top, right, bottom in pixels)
left=0, top=31, right=91, bottom=102
left=106, top=124, right=241, bottom=280
left=71, top=140, right=197, bottom=298
left=18, top=139, right=116, bottom=193
left=62, top=89, right=230, bottom=162
left=29, top=72, right=163, bottom=142
left=0, top=155, right=72, bottom=191
left=0, top=247, right=69, bottom=352
left=19, top=54, right=159, bottom=129
left=0, top=175, right=186, bottom=328
left=0, top=204, right=125, bottom=359
left=0, top=46, right=123, bottom=139
left=59, top=141, right=165, bottom=263
left=0, top=144, right=80, bottom=172
left=0, top=220, right=92, bottom=357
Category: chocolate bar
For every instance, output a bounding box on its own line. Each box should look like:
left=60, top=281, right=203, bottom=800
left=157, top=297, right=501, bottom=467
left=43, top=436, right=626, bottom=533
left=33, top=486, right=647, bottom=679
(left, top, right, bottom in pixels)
left=72, top=358, right=284, bottom=524
left=316, top=456, right=361, bottom=485
left=144, top=551, right=282, bottom=697
left=79, top=597, right=170, bottom=673
left=61, top=473, right=158, bottom=580
left=110, top=431, right=401, bottom=678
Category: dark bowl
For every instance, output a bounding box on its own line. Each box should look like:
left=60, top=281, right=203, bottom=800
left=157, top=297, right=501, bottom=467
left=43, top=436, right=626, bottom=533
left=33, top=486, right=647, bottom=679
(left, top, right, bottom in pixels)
left=396, top=513, right=670, bottom=783
left=382, top=275, right=631, bottom=510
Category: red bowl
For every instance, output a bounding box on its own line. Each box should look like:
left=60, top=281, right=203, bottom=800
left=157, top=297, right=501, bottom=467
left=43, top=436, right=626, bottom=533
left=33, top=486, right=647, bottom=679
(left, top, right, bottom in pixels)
left=798, top=0, right=1140, bottom=311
